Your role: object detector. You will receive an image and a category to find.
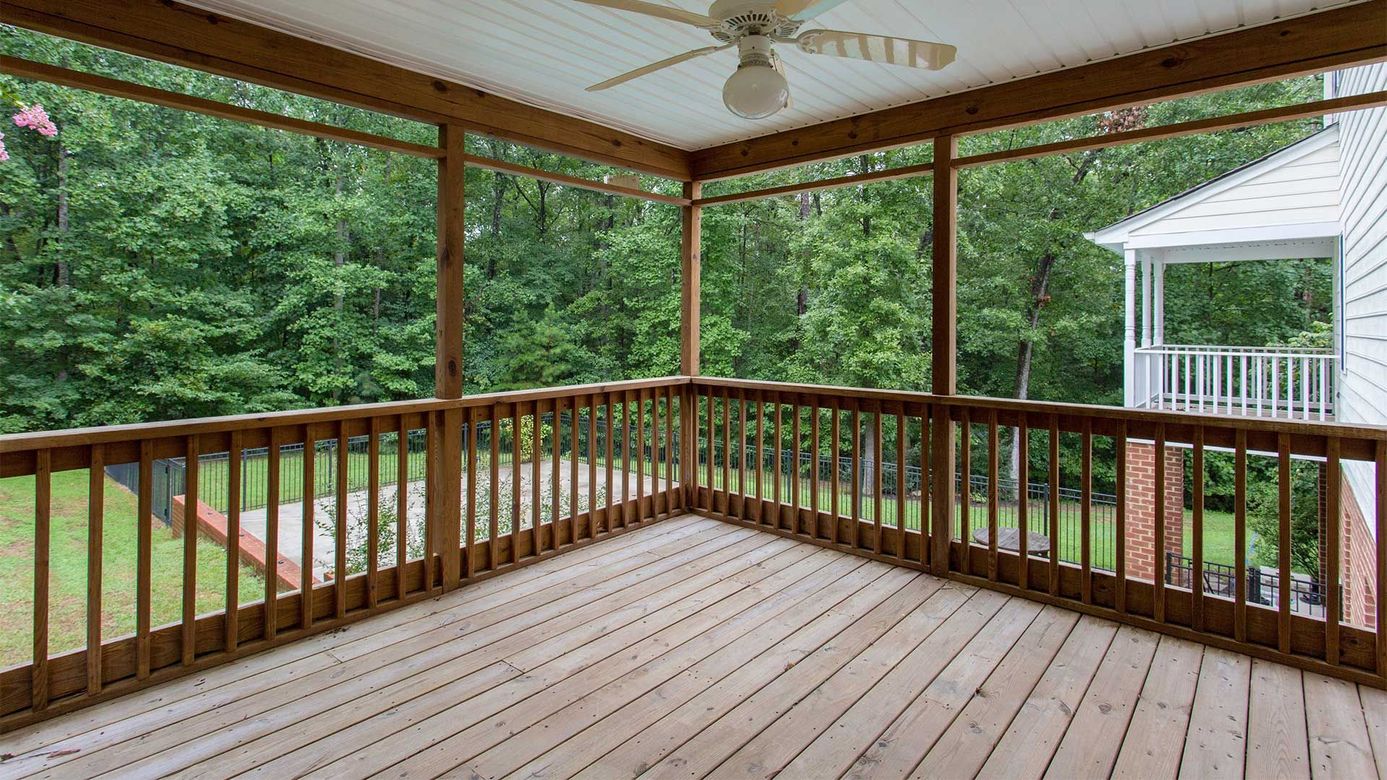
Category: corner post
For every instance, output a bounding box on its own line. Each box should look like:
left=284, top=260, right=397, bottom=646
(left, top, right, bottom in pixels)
left=930, top=136, right=957, bottom=576
left=434, top=123, right=465, bottom=590
left=680, top=180, right=702, bottom=509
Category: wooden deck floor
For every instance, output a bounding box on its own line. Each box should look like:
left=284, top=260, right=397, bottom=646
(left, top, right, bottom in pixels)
left=2, top=515, right=1384, bottom=779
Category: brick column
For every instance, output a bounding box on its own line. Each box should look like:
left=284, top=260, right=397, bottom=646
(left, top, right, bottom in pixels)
left=1124, top=441, right=1185, bottom=582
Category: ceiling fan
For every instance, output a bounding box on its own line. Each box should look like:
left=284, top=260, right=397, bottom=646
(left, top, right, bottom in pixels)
left=576, top=0, right=956, bottom=120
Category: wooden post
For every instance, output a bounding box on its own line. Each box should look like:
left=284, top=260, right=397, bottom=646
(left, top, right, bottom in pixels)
left=680, top=180, right=702, bottom=508
left=434, top=123, right=465, bottom=591
left=929, top=135, right=957, bottom=576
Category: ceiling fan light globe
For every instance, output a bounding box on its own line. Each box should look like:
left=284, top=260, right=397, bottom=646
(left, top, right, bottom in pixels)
left=722, top=64, right=789, bottom=119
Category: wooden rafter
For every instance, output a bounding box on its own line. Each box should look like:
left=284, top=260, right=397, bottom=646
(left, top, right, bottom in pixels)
left=691, top=0, right=1387, bottom=179
left=0, top=0, right=691, bottom=179
left=0, top=55, right=689, bottom=205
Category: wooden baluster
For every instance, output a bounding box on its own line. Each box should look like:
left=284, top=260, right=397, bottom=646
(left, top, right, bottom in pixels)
left=424, top=417, right=437, bottom=592
left=393, top=419, right=408, bottom=598
left=1191, top=427, right=1205, bottom=633
left=636, top=391, right=646, bottom=522
left=921, top=409, right=933, bottom=568
left=896, top=410, right=907, bottom=563
left=831, top=400, right=841, bottom=546
left=987, top=413, right=999, bottom=581
left=368, top=418, right=382, bottom=604
left=773, top=395, right=782, bottom=529
left=760, top=388, right=771, bottom=521
left=1325, top=436, right=1341, bottom=665
left=1115, top=422, right=1128, bottom=614
left=652, top=391, right=663, bottom=518
left=1277, top=433, right=1292, bottom=654
left=810, top=400, right=820, bottom=539
left=1153, top=425, right=1166, bottom=623
left=726, top=385, right=737, bottom=513
left=511, top=403, right=522, bottom=563
left=137, top=440, right=153, bottom=679
left=873, top=407, right=884, bottom=555
left=624, top=391, right=635, bottom=524
left=1234, top=430, right=1248, bottom=643
left=1017, top=417, right=1029, bottom=590
left=665, top=385, right=676, bottom=512
left=738, top=390, right=748, bottom=516
left=183, top=437, right=200, bottom=660
left=333, top=423, right=348, bottom=616
left=1048, top=416, right=1060, bottom=596
left=586, top=398, right=597, bottom=536
left=228, top=429, right=244, bottom=649
left=302, top=429, right=316, bottom=627
left=606, top=394, right=616, bottom=530
left=1080, top=419, right=1092, bottom=604
left=88, top=444, right=105, bottom=692
left=532, top=401, right=543, bottom=554
left=850, top=402, right=861, bottom=550
left=33, top=449, right=51, bottom=711
left=552, top=398, right=562, bottom=540
left=264, top=431, right=279, bottom=640
left=790, top=400, right=800, bottom=534
left=960, top=409, right=972, bottom=576
left=570, top=396, right=580, bottom=532
left=705, top=391, right=714, bottom=509
left=488, top=409, right=500, bottom=567
left=464, top=411, right=477, bottom=579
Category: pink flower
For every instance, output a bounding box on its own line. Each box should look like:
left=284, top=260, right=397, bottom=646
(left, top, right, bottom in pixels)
left=0, top=132, right=8, bottom=162
left=13, top=104, right=57, bottom=137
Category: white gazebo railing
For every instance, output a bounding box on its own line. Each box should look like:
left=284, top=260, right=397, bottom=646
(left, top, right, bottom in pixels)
left=1132, top=344, right=1336, bottom=420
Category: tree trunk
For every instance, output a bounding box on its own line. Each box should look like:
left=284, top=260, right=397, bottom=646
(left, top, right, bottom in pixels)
left=860, top=417, right=876, bottom=496
left=1009, top=252, right=1055, bottom=483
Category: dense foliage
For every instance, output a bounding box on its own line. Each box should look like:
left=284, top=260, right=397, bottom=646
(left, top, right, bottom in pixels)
left=2, top=28, right=1330, bottom=441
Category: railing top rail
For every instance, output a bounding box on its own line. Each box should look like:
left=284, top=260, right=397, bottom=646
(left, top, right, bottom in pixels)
left=0, top=376, right=689, bottom=454
left=1134, top=344, right=1336, bottom=355
left=688, top=376, right=1387, bottom=450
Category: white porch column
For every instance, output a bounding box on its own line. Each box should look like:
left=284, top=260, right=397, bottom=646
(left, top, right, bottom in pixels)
left=1141, top=255, right=1152, bottom=348
left=1153, top=260, right=1166, bottom=346
left=1124, top=248, right=1137, bottom=407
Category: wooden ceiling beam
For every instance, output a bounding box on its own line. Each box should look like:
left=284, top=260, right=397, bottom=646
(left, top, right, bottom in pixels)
left=690, top=1, right=1387, bottom=180
left=0, top=0, right=692, bottom=179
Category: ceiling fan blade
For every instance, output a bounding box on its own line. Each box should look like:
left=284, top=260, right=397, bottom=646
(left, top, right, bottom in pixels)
left=796, top=30, right=957, bottom=70
left=571, top=0, right=718, bottom=28
left=774, top=0, right=854, bottom=22
left=587, top=45, right=729, bottom=91
left=772, top=53, right=794, bottom=110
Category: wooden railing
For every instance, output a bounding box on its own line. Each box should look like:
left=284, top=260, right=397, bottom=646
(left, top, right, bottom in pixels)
left=5, top=373, right=1384, bottom=729
left=1132, top=344, right=1336, bottom=420
left=687, top=377, right=1387, bottom=687
left=0, top=377, right=688, bottom=728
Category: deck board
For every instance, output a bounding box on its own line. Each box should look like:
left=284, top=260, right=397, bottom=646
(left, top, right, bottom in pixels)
left=0, top=514, right=1381, bottom=780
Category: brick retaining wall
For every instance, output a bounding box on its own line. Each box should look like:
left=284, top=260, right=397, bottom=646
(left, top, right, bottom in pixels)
left=171, top=495, right=309, bottom=592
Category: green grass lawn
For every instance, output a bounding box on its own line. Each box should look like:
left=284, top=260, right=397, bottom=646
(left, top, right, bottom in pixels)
left=702, top=467, right=1245, bottom=572
left=0, top=470, right=264, bottom=668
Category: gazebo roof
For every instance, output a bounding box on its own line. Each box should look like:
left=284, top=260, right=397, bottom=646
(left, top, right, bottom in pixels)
left=1087, top=124, right=1343, bottom=262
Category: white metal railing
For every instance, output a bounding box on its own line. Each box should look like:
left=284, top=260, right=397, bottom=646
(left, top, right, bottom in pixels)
left=1132, top=345, right=1336, bottom=420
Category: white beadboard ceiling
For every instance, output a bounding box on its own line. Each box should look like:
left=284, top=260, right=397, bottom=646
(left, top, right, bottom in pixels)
left=182, top=0, right=1364, bottom=151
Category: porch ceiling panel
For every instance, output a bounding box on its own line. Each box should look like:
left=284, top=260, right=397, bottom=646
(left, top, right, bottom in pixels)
left=180, top=0, right=1371, bottom=151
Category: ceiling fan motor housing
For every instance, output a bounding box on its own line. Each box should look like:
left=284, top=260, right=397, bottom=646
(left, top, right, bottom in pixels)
left=708, top=0, right=802, bottom=41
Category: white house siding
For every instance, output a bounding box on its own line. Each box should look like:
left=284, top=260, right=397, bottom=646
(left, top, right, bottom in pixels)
left=1127, top=139, right=1342, bottom=239
left=1330, top=64, right=1386, bottom=532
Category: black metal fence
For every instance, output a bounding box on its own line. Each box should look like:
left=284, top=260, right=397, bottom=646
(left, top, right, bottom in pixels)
left=108, top=409, right=681, bottom=525
left=1165, top=552, right=1325, bottom=619
left=704, top=441, right=1120, bottom=569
